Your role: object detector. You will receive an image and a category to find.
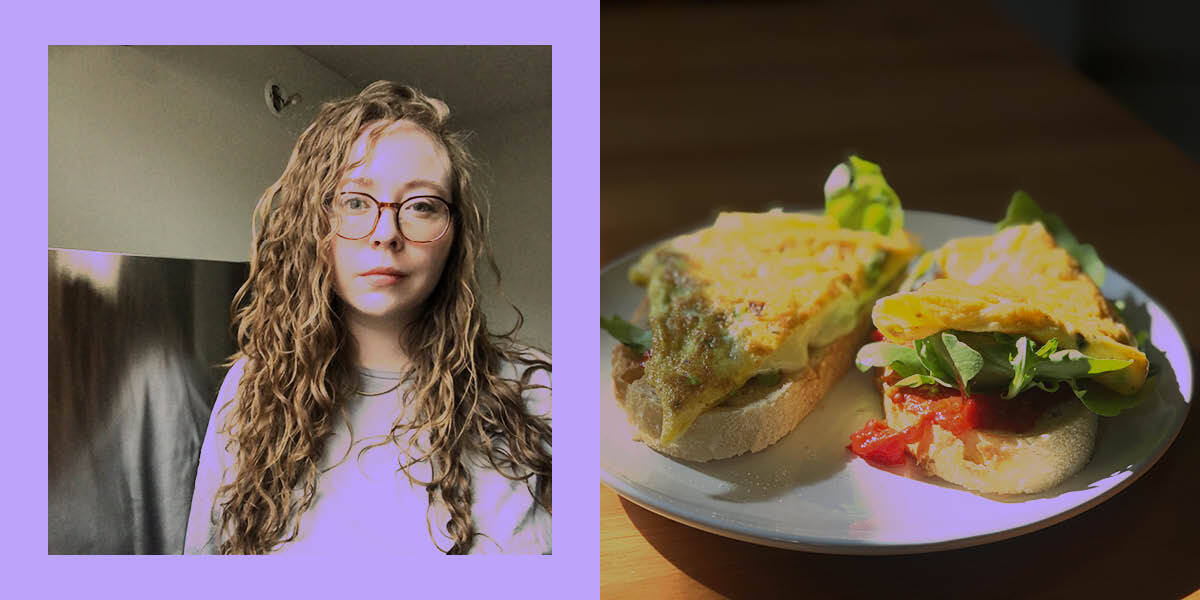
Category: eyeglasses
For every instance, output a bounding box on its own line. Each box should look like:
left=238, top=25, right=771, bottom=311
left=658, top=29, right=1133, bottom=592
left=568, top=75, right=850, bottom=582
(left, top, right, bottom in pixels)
left=332, top=193, right=453, bottom=243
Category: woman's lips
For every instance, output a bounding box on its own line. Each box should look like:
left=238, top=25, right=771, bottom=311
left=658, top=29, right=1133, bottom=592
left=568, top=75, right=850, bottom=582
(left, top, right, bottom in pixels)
left=360, top=269, right=405, bottom=287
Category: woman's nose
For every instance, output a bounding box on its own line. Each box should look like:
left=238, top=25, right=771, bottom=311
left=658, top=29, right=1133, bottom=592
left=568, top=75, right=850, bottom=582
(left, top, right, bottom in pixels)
left=369, top=206, right=405, bottom=248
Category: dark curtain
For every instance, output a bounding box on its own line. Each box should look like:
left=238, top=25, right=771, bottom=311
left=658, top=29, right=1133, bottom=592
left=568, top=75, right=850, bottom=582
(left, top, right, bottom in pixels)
left=48, top=250, right=246, bottom=554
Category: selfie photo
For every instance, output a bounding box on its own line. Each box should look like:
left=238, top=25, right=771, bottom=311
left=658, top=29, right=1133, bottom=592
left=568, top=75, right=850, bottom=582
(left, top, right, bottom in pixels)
left=48, top=45, right=552, bottom=555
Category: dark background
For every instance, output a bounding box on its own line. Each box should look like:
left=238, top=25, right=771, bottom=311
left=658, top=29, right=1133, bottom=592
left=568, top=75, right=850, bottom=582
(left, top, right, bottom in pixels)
left=993, top=0, right=1200, bottom=159
left=605, top=0, right=1200, bottom=161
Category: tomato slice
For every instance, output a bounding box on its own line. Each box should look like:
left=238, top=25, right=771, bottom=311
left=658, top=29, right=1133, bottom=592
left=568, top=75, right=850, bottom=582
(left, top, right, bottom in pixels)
left=847, top=418, right=929, bottom=466
left=850, top=370, right=1068, bottom=466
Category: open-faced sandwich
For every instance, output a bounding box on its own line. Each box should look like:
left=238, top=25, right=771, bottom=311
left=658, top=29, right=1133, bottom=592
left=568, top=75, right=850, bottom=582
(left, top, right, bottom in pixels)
left=603, top=157, right=922, bottom=461
left=849, top=192, right=1150, bottom=494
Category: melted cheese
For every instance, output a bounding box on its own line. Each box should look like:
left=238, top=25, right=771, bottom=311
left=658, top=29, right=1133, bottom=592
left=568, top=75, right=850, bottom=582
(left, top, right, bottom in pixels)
left=631, top=211, right=920, bottom=443
left=872, top=222, right=1147, bottom=394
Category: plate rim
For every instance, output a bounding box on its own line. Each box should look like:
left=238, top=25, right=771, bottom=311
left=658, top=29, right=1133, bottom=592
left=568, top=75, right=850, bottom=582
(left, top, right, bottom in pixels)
left=599, top=209, right=1194, bottom=554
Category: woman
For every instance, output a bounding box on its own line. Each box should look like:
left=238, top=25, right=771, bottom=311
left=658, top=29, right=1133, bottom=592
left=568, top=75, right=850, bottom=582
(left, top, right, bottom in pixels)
left=184, top=81, right=551, bottom=554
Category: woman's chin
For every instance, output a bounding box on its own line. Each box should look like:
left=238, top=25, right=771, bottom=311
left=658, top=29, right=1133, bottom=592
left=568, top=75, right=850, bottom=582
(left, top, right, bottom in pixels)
left=345, top=299, right=416, bottom=323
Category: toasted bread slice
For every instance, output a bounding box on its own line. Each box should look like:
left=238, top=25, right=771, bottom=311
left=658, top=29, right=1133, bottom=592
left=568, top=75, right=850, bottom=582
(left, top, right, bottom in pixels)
left=612, top=320, right=872, bottom=462
left=632, top=211, right=920, bottom=445
left=881, top=383, right=1097, bottom=494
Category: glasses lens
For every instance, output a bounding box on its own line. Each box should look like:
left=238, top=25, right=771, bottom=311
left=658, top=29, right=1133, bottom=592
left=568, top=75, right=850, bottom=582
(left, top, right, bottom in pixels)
left=399, top=197, right=451, bottom=242
left=334, top=193, right=377, bottom=239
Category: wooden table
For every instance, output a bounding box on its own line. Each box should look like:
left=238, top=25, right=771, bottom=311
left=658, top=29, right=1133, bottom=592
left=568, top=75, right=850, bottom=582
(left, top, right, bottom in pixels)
left=601, top=1, right=1200, bottom=598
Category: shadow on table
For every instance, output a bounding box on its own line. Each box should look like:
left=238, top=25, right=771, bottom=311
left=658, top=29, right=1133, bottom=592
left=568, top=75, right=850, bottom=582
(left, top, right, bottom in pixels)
left=676, top=373, right=882, bottom=503
left=666, top=433, right=856, bottom=504
left=619, top=454, right=1200, bottom=600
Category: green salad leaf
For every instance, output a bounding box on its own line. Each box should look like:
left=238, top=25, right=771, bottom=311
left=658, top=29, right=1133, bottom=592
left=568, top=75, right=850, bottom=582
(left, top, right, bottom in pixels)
left=894, top=374, right=942, bottom=388
left=855, top=342, right=924, bottom=377
left=1035, top=348, right=1134, bottom=379
left=996, top=190, right=1106, bottom=286
left=854, top=329, right=1139, bottom=414
left=824, top=155, right=904, bottom=236
left=864, top=249, right=889, bottom=286
left=893, top=332, right=987, bottom=395
left=1066, top=379, right=1144, bottom=417
left=1003, top=335, right=1133, bottom=399
left=948, top=331, right=1017, bottom=388
left=600, top=315, right=651, bottom=354
left=940, top=332, right=984, bottom=390
left=912, top=334, right=962, bottom=390
left=897, top=251, right=940, bottom=293
left=1005, top=336, right=1037, bottom=399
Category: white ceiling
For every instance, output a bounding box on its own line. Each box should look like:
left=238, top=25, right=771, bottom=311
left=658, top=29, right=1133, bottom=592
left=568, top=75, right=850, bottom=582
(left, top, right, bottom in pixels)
left=295, top=45, right=551, bottom=120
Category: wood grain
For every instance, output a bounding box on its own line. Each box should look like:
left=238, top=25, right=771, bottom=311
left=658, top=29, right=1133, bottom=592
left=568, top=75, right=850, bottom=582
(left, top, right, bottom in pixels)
left=601, top=1, right=1200, bottom=598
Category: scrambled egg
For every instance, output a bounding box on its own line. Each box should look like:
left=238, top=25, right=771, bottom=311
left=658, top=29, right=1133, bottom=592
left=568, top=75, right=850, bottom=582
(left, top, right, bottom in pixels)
left=631, top=211, right=920, bottom=443
left=872, top=222, right=1147, bottom=394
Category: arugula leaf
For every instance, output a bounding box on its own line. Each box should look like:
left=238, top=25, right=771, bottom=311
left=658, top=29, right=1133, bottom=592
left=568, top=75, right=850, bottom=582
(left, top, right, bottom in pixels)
left=1003, top=336, right=1132, bottom=399
left=995, top=190, right=1042, bottom=229
left=1004, top=338, right=1062, bottom=396
left=950, top=331, right=1017, bottom=388
left=600, top=315, right=652, bottom=354
left=913, top=335, right=959, bottom=388
left=995, top=191, right=1106, bottom=286
left=898, top=251, right=940, bottom=293
left=855, top=342, right=924, bottom=377
left=940, top=332, right=984, bottom=391
left=1066, top=379, right=1144, bottom=417
left=1006, top=336, right=1036, bottom=399
left=864, top=250, right=889, bottom=285
left=893, top=374, right=942, bottom=388
left=824, top=155, right=904, bottom=236
left=1037, top=349, right=1133, bottom=379
left=859, top=329, right=1141, bottom=415
left=1032, top=380, right=1062, bottom=393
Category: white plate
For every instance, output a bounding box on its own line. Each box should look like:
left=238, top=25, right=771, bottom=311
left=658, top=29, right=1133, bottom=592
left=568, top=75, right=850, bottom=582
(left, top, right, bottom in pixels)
left=599, top=210, right=1193, bottom=554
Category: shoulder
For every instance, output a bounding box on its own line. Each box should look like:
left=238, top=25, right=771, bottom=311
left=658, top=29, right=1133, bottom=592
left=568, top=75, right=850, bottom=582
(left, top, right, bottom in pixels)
left=199, top=357, right=250, bottom=444
left=200, top=356, right=252, bottom=453
left=214, top=357, right=251, bottom=415
left=185, top=357, right=249, bottom=554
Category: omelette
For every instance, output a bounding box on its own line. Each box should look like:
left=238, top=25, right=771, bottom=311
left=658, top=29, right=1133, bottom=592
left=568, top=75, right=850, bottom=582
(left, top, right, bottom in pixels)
left=870, top=221, right=1147, bottom=399
left=630, top=210, right=922, bottom=443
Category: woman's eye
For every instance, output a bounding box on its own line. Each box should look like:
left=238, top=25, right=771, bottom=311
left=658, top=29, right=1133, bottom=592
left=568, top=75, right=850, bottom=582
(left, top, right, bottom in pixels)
left=404, top=199, right=441, bottom=214
left=339, top=195, right=370, bottom=211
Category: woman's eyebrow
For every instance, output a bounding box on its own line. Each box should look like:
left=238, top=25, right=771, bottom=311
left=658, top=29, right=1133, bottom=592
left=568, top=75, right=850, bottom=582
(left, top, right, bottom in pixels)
left=402, top=179, right=449, bottom=196
left=342, top=176, right=374, bottom=188
left=339, top=176, right=449, bottom=196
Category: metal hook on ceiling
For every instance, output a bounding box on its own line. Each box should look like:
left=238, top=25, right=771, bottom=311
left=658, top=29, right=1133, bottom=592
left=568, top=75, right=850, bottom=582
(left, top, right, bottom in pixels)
left=264, top=80, right=302, bottom=116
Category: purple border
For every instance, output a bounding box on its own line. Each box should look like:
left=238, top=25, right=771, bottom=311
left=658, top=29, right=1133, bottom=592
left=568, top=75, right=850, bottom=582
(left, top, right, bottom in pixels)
left=31, top=1, right=598, bottom=597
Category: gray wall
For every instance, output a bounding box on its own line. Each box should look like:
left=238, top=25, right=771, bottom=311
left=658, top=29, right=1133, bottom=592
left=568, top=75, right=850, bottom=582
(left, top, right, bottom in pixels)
left=49, top=46, right=356, bottom=261
left=49, top=46, right=550, bottom=350
left=461, top=107, right=553, bottom=351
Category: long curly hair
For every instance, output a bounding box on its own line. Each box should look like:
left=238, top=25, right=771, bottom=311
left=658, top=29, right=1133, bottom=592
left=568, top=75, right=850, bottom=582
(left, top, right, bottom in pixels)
left=212, top=81, right=551, bottom=554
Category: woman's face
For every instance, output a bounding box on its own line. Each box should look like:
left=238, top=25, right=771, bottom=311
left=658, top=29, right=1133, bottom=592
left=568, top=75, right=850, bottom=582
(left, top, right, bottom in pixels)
left=330, top=120, right=455, bottom=326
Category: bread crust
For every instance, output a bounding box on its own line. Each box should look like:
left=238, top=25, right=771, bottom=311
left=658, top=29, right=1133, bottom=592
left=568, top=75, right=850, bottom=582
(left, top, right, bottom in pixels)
left=612, top=320, right=872, bottom=462
left=882, top=384, right=1098, bottom=494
